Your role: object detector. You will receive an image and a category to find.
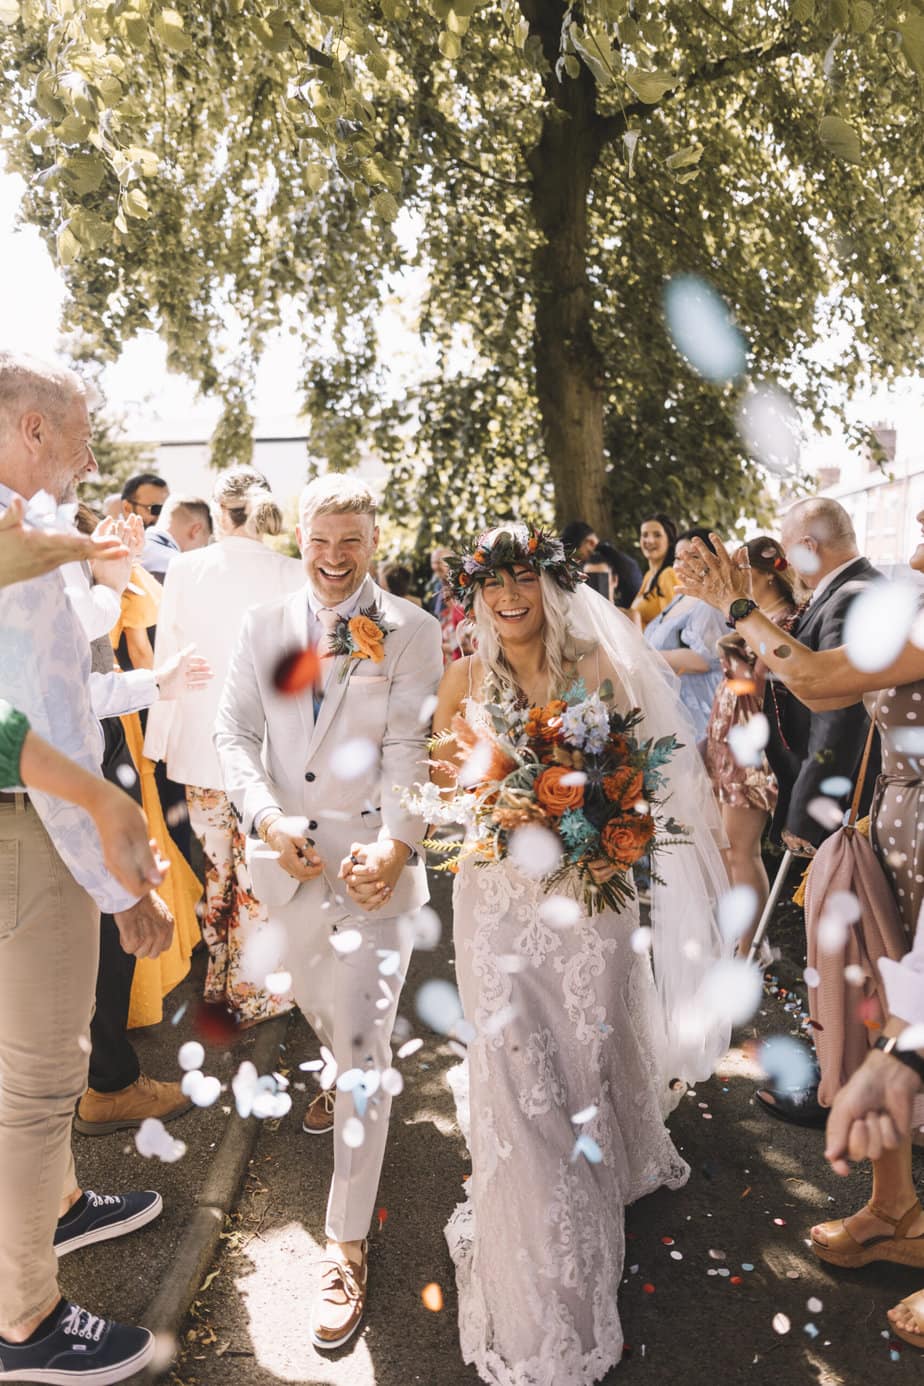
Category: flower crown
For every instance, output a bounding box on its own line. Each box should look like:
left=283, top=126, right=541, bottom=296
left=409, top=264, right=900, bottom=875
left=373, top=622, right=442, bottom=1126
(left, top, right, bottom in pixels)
left=446, top=524, right=585, bottom=612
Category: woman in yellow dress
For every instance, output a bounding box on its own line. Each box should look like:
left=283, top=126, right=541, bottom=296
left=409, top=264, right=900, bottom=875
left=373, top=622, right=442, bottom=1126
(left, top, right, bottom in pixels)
left=110, top=563, right=203, bottom=1027
left=630, top=512, right=678, bottom=629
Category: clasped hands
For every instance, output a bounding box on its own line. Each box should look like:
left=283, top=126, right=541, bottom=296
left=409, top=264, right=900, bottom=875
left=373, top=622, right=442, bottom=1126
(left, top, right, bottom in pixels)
left=674, top=531, right=752, bottom=614
left=264, top=818, right=409, bottom=912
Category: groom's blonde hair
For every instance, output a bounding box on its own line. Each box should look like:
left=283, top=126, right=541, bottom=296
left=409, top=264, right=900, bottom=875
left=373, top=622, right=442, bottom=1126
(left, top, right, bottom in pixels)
left=298, top=473, right=378, bottom=529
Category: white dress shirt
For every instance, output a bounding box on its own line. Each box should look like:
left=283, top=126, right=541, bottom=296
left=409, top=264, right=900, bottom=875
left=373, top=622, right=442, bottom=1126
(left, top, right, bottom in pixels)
left=808, top=556, right=860, bottom=605
left=0, top=483, right=140, bottom=912
left=144, top=536, right=304, bottom=788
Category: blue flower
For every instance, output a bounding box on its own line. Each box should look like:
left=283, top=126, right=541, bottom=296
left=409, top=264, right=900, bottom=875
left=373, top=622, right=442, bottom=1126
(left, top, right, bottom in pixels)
left=558, top=809, right=599, bottom=861
left=559, top=693, right=611, bottom=754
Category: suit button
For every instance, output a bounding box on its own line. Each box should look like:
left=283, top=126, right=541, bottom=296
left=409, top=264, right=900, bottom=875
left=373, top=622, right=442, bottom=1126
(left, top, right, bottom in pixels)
left=304, top=771, right=316, bottom=782
left=308, top=820, right=318, bottom=831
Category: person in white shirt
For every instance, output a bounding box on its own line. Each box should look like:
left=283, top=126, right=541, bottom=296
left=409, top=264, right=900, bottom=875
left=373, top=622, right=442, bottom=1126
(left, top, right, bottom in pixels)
left=144, top=468, right=304, bottom=1023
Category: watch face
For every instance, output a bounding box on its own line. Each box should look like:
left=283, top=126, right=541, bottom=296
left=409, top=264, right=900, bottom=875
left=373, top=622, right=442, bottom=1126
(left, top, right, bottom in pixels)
left=730, top=598, right=754, bottom=620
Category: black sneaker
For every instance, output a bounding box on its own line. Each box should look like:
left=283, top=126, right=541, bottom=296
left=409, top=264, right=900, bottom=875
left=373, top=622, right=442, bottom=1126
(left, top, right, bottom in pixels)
left=54, top=1190, right=163, bottom=1258
left=0, top=1300, right=154, bottom=1383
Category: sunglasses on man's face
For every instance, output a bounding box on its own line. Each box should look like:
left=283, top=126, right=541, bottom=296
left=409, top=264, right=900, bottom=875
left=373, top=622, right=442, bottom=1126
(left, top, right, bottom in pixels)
left=129, top=500, right=164, bottom=516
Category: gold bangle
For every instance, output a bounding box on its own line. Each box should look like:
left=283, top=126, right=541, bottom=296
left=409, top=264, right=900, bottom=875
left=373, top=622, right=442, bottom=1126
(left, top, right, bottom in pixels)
left=257, top=813, right=282, bottom=844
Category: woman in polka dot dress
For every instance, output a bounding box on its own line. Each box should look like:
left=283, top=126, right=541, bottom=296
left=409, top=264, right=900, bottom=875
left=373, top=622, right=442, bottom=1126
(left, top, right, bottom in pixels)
left=673, top=514, right=924, bottom=1352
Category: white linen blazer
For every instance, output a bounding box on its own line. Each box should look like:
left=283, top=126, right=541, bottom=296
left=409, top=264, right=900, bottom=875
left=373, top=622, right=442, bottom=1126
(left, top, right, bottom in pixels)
left=144, top=536, right=304, bottom=788
left=213, top=576, right=443, bottom=916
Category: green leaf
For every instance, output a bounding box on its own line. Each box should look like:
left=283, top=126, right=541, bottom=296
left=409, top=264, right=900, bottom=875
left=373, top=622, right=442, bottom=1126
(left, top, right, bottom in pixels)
left=898, top=16, right=924, bottom=79
left=790, top=0, right=815, bottom=19
left=438, top=30, right=462, bottom=59
left=154, top=9, right=193, bottom=52
left=122, top=186, right=151, bottom=218
left=56, top=222, right=81, bottom=266
left=665, top=142, right=703, bottom=171
left=62, top=153, right=108, bottom=194
left=625, top=69, right=676, bottom=103
left=372, top=190, right=400, bottom=221
left=849, top=1, right=874, bottom=35
left=829, top=0, right=849, bottom=28
left=69, top=207, right=112, bottom=250
left=309, top=0, right=343, bottom=16
left=569, top=25, right=614, bottom=86
left=818, top=114, right=862, bottom=163
left=305, top=161, right=328, bottom=192
left=0, top=0, right=19, bottom=24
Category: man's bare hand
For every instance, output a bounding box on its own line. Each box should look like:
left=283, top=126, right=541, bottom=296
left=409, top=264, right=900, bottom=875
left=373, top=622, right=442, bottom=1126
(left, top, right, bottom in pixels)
left=113, top=890, right=175, bottom=960
left=87, top=779, right=167, bottom=898
left=154, top=644, right=213, bottom=700
left=825, top=1048, right=922, bottom=1176
left=0, top=497, right=128, bottom=589
left=90, top=514, right=144, bottom=593
left=339, top=840, right=410, bottom=912
left=265, top=815, right=324, bottom=882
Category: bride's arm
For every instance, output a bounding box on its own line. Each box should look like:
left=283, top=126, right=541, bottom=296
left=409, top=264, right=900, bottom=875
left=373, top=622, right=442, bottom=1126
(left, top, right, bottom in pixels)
left=429, top=654, right=473, bottom=789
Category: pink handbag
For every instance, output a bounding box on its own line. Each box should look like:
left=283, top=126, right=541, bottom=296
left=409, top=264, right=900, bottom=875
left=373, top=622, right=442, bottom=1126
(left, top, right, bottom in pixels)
left=803, top=708, right=910, bottom=1107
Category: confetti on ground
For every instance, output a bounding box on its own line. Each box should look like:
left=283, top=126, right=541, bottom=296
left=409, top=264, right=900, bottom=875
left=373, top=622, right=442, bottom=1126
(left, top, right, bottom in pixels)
left=377, top=1208, right=388, bottom=1231
left=642, top=1283, right=656, bottom=1294
left=421, top=1283, right=444, bottom=1312
left=773, top=1313, right=791, bottom=1335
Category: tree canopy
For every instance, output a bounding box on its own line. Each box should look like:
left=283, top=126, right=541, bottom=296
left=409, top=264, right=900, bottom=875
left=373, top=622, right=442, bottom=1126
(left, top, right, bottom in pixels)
left=1, top=0, right=922, bottom=548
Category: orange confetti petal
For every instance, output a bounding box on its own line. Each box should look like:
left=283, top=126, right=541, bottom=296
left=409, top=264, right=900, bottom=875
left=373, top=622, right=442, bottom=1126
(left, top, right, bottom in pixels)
left=740, top=1186, right=752, bottom=1199
left=727, top=678, right=757, bottom=696
left=421, top=1282, right=444, bottom=1313
left=642, top=1282, right=656, bottom=1294
left=273, top=645, right=321, bottom=694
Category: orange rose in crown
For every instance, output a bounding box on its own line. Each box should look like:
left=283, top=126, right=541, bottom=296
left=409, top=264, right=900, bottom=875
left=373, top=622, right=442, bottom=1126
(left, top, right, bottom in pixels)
left=348, top=614, right=387, bottom=662
left=602, top=766, right=645, bottom=811
left=535, top=764, right=585, bottom=817
left=601, top=814, right=655, bottom=868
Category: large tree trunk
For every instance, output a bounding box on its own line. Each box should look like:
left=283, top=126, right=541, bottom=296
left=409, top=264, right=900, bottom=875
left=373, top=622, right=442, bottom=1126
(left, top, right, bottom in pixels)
left=522, top=0, right=609, bottom=535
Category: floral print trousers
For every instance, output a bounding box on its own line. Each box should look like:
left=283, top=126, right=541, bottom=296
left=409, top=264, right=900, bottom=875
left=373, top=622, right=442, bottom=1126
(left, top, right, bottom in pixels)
left=185, top=786, right=294, bottom=1025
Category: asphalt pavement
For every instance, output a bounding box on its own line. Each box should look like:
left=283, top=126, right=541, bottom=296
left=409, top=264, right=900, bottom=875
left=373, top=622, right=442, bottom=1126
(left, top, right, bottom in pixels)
left=60, top=873, right=924, bottom=1386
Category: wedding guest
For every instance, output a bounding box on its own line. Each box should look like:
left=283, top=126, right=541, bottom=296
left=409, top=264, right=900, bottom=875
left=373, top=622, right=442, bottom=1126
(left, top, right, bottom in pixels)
left=560, top=519, right=599, bottom=562
left=703, top=536, right=801, bottom=953
left=0, top=351, right=175, bottom=1383
left=643, top=528, right=726, bottom=742
left=383, top=563, right=423, bottom=607
left=143, top=494, right=213, bottom=582
left=677, top=515, right=924, bottom=1350
left=102, top=492, right=123, bottom=520
left=120, top=472, right=168, bottom=528
left=145, top=467, right=304, bottom=1024
left=630, top=512, right=678, bottom=628
left=587, top=539, right=643, bottom=610
left=426, top=546, right=452, bottom=616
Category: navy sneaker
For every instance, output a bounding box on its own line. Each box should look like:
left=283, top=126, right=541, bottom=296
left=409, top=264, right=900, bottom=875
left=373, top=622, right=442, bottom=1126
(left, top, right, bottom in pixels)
left=53, top=1190, right=162, bottom=1258
left=0, top=1300, right=154, bottom=1383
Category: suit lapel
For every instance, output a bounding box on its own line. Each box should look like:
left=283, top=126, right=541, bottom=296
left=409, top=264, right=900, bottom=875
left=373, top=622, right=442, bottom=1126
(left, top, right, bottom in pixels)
left=281, top=586, right=315, bottom=749
left=794, top=558, right=869, bottom=638
left=305, top=576, right=377, bottom=759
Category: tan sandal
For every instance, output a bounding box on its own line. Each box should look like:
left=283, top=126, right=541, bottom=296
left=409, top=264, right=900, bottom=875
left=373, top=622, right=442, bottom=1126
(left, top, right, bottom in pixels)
left=890, top=1287, right=924, bottom=1349
left=811, top=1200, right=924, bottom=1270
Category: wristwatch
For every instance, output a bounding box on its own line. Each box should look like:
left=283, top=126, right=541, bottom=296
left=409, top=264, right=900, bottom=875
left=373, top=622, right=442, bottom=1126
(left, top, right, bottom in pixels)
left=726, top=597, right=758, bottom=629
left=874, top=1033, right=924, bottom=1084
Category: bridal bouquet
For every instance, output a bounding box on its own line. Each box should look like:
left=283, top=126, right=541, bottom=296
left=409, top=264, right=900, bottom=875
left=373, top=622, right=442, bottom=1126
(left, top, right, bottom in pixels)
left=408, top=679, right=689, bottom=915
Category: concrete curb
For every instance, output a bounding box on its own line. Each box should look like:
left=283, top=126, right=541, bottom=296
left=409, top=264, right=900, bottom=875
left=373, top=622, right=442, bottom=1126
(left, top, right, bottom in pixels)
left=143, top=1012, right=291, bottom=1372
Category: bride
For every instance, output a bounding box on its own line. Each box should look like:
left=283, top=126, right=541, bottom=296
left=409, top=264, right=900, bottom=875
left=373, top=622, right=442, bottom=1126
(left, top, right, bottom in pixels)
left=430, top=524, right=731, bottom=1386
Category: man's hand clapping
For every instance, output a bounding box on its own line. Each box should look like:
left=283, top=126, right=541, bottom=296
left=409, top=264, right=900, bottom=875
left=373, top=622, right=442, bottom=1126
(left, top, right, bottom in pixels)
left=0, top=497, right=129, bottom=589
left=89, top=513, right=144, bottom=593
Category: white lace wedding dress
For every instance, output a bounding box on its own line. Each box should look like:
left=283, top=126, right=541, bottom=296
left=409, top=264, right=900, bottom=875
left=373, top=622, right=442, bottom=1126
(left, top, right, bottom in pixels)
left=445, top=704, right=691, bottom=1386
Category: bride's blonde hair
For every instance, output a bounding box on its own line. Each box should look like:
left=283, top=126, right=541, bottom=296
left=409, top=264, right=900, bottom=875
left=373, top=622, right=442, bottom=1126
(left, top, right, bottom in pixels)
left=471, top=571, right=584, bottom=702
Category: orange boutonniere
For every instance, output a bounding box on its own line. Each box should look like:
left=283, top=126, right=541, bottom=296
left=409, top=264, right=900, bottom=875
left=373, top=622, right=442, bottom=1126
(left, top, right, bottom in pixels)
left=328, top=603, right=395, bottom=680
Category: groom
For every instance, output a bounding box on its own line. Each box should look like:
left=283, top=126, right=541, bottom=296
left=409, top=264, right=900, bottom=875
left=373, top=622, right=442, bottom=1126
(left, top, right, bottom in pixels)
left=214, top=474, right=442, bottom=1350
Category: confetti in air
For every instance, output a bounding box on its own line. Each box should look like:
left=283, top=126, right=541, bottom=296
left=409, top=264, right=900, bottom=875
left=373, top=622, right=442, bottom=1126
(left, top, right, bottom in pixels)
left=508, top=823, right=563, bottom=880
left=415, top=979, right=465, bottom=1037
left=178, top=1041, right=205, bottom=1072
left=662, top=274, right=747, bottom=382
left=135, top=1117, right=186, bottom=1163
left=273, top=646, right=321, bottom=694
left=736, top=384, right=802, bottom=476
left=421, top=1283, right=444, bottom=1312
left=844, top=579, right=920, bottom=673
left=330, top=737, right=378, bottom=780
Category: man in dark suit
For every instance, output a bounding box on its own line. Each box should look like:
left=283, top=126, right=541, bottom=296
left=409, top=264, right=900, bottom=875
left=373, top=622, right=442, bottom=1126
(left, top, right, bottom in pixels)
left=764, top=497, right=881, bottom=858
left=758, top=497, right=880, bottom=1127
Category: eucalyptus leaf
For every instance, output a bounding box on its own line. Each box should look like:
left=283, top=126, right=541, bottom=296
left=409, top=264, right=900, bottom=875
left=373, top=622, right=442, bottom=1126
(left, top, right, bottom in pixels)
left=624, top=69, right=676, bottom=103
left=898, top=16, right=924, bottom=79
left=56, top=221, right=81, bottom=265
left=438, top=29, right=462, bottom=60
left=818, top=113, right=862, bottom=163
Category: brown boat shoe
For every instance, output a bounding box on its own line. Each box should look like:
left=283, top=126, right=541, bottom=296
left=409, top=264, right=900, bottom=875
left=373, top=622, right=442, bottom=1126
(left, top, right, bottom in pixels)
left=74, top=1075, right=193, bottom=1136
left=311, top=1241, right=368, bottom=1351
left=302, top=1087, right=336, bottom=1135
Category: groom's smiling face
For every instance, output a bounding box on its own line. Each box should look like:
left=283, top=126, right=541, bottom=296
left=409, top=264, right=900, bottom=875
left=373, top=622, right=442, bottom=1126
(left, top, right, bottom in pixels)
left=298, top=507, right=379, bottom=606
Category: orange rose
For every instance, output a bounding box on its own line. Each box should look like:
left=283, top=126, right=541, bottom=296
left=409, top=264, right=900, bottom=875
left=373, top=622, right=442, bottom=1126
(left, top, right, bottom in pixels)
left=349, top=614, right=386, bottom=662
left=535, top=764, right=585, bottom=816
left=525, top=698, right=567, bottom=744
left=601, top=814, right=655, bottom=867
left=602, top=766, right=644, bottom=810
left=608, top=733, right=629, bottom=760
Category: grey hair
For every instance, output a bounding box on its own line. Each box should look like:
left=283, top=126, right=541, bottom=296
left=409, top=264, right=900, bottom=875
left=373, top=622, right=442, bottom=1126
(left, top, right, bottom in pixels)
left=471, top=572, right=584, bottom=703
left=212, top=466, right=282, bottom=537
left=782, top=496, right=857, bottom=550
left=298, top=472, right=377, bottom=529
left=0, top=351, right=92, bottom=443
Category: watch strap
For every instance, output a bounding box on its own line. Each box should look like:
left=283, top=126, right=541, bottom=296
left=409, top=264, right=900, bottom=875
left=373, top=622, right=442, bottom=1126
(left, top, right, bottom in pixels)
left=726, top=598, right=758, bottom=630
left=874, top=1034, right=924, bottom=1084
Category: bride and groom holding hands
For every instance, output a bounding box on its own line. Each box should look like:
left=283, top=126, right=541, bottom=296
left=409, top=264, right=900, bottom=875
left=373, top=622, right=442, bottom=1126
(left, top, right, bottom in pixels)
left=215, top=472, right=731, bottom=1385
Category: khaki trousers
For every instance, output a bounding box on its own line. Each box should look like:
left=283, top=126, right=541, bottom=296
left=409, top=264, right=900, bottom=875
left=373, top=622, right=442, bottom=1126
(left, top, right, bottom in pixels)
left=0, top=800, right=99, bottom=1330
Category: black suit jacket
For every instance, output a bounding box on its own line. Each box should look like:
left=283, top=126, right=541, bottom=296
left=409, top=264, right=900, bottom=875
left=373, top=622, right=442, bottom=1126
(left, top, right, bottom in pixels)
left=763, top=556, right=881, bottom=847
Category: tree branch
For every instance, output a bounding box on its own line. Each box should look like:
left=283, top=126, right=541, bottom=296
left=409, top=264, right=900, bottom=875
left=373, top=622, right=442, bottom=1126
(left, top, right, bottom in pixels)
left=596, top=26, right=831, bottom=146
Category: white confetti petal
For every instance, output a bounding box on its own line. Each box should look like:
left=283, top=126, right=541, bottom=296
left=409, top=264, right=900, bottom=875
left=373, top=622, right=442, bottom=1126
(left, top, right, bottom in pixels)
left=330, top=737, right=378, bottom=780
left=381, top=1067, right=404, bottom=1096
left=844, top=579, right=920, bottom=674
left=571, top=1104, right=599, bottom=1125
left=509, top=824, right=562, bottom=879
left=759, top=1035, right=816, bottom=1094
left=265, top=970, right=292, bottom=995
left=737, top=384, right=802, bottom=476
left=178, top=1041, right=205, bottom=1073
left=788, top=543, right=821, bottom=577
left=803, top=966, right=820, bottom=988
left=663, top=274, right=747, bottom=382
left=415, top=979, right=463, bottom=1036
left=330, top=928, right=363, bottom=955
left=396, top=1037, right=423, bottom=1060
left=135, top=1116, right=186, bottom=1163
left=718, top=885, right=758, bottom=943
left=342, top=1116, right=365, bottom=1148
left=772, top=1313, right=791, bottom=1335
left=539, top=895, right=582, bottom=929
left=630, top=926, right=653, bottom=955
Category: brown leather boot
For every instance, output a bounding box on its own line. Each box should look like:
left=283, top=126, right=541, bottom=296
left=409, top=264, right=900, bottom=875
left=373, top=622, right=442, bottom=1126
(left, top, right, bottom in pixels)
left=74, top=1075, right=193, bottom=1136
left=302, top=1088, right=335, bottom=1135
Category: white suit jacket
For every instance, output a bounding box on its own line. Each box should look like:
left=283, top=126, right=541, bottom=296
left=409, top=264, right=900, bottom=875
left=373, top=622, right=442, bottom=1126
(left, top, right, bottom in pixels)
left=144, top=536, right=304, bottom=788
left=213, top=576, right=443, bottom=916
